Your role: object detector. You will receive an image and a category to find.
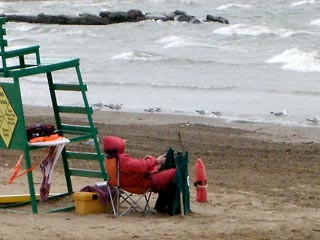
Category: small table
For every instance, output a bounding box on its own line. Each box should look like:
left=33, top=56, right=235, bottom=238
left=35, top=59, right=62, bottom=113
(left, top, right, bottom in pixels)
left=29, top=137, right=70, bottom=201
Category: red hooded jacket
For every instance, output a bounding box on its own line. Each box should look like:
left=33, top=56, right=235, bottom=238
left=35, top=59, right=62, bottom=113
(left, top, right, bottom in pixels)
left=103, top=136, right=176, bottom=192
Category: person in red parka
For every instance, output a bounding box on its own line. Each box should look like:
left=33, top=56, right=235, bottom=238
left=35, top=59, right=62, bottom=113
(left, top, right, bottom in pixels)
left=103, top=136, right=176, bottom=193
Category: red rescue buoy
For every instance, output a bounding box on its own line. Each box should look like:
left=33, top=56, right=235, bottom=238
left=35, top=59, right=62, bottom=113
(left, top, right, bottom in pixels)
left=194, top=158, right=207, bottom=202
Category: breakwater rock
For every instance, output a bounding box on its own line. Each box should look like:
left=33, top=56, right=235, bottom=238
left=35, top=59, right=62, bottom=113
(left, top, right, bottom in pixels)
left=1, top=9, right=229, bottom=25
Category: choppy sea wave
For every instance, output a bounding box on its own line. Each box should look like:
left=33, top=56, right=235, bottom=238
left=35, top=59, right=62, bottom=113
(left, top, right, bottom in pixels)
left=213, top=24, right=308, bottom=38
left=111, top=51, right=164, bottom=61
left=156, top=35, right=216, bottom=49
left=290, top=0, right=320, bottom=7
left=267, top=48, right=320, bottom=72
left=216, top=3, right=253, bottom=11
left=310, top=19, right=320, bottom=26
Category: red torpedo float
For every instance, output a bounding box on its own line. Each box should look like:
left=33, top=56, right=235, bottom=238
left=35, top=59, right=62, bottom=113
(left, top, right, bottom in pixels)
left=194, top=158, right=207, bottom=202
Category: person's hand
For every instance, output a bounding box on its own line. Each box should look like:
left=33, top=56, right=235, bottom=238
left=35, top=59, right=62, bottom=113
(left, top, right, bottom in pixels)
left=157, top=154, right=166, bottom=165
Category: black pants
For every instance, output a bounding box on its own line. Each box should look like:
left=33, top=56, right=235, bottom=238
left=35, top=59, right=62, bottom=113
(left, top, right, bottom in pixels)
left=154, top=182, right=178, bottom=215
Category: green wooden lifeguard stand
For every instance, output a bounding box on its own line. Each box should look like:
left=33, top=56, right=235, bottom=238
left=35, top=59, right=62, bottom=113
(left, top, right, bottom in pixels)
left=0, top=18, right=107, bottom=213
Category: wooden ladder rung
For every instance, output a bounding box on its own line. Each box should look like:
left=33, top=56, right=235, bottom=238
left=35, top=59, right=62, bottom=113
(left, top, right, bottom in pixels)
left=68, top=135, right=95, bottom=143
left=60, top=124, right=92, bottom=133
left=52, top=83, right=87, bottom=92
left=4, top=45, right=39, bottom=58
left=66, top=151, right=101, bottom=161
left=69, top=168, right=105, bottom=178
left=58, top=106, right=93, bottom=114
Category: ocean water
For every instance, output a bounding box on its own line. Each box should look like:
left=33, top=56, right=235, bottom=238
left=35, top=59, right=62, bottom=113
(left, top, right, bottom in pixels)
left=1, top=0, right=320, bottom=127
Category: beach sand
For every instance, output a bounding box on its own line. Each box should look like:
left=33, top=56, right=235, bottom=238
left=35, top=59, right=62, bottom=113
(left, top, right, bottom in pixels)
left=1, top=106, right=320, bottom=240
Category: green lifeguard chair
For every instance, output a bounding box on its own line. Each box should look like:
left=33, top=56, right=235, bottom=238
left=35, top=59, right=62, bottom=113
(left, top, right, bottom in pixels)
left=0, top=17, right=107, bottom=213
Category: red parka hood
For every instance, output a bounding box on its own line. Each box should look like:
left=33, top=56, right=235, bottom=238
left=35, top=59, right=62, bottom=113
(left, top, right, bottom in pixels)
left=103, top=136, right=125, bottom=154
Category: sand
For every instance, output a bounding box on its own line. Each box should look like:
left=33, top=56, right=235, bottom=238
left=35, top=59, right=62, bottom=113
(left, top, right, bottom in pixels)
left=1, top=106, right=320, bottom=240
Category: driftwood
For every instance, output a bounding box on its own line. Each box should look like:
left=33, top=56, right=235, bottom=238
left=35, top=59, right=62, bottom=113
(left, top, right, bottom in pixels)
left=0, top=9, right=229, bottom=25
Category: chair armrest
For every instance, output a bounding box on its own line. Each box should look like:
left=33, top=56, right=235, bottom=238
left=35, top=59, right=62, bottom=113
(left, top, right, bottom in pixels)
left=2, top=45, right=40, bottom=58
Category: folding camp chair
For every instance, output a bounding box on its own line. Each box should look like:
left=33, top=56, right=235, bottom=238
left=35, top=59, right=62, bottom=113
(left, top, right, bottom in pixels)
left=104, top=155, right=152, bottom=217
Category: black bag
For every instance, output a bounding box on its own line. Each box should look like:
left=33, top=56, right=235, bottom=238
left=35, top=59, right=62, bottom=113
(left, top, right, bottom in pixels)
left=26, top=124, right=56, bottom=141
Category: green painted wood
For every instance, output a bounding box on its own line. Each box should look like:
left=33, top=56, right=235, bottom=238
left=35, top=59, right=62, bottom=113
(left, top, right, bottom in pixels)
left=0, top=80, right=38, bottom=213
left=0, top=82, right=29, bottom=150
left=0, top=39, right=7, bottom=47
left=0, top=28, right=6, bottom=36
left=47, top=67, right=107, bottom=186
left=52, top=83, right=87, bottom=91
left=60, top=124, right=92, bottom=133
left=74, top=65, right=108, bottom=180
left=46, top=71, right=73, bottom=195
left=69, top=168, right=105, bottom=178
left=0, top=16, right=108, bottom=213
left=0, top=64, right=42, bottom=77
left=66, top=151, right=100, bottom=160
left=2, top=46, right=40, bottom=58
left=7, top=59, right=79, bottom=78
left=57, top=105, right=92, bottom=114
left=47, top=206, right=75, bottom=213
left=67, top=134, right=94, bottom=143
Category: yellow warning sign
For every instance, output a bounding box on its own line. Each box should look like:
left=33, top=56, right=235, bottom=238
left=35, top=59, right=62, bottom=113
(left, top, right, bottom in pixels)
left=0, top=87, right=17, bottom=147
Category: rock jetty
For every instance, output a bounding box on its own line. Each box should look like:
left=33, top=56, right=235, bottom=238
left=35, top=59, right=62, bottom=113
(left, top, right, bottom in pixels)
left=1, top=9, right=229, bottom=25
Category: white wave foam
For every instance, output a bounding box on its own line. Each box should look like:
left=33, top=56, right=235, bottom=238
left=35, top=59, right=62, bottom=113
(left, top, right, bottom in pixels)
left=61, top=29, right=97, bottom=37
left=8, top=23, right=40, bottom=32
left=216, top=3, right=253, bottom=11
left=18, top=25, right=38, bottom=32
left=157, top=35, right=212, bottom=48
left=267, top=48, right=320, bottom=72
left=213, top=24, right=299, bottom=38
left=63, top=30, right=85, bottom=36
left=274, top=29, right=299, bottom=38
left=290, top=0, right=319, bottom=7
left=39, top=2, right=55, bottom=8
left=111, top=51, right=163, bottom=61
left=213, top=24, right=272, bottom=36
left=310, top=19, right=320, bottom=26
left=157, top=35, right=193, bottom=48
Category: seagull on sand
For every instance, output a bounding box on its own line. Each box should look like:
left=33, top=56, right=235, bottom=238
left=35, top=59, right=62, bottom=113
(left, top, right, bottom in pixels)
left=307, top=116, right=320, bottom=124
left=81, top=138, right=99, bottom=146
left=92, top=102, right=104, bottom=110
left=104, top=103, right=122, bottom=110
left=270, top=109, right=288, bottom=116
left=144, top=107, right=161, bottom=113
left=212, top=111, right=222, bottom=117
left=196, top=110, right=206, bottom=115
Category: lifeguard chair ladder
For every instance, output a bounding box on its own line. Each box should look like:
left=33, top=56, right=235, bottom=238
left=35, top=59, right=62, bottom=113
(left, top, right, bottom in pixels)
left=0, top=17, right=107, bottom=213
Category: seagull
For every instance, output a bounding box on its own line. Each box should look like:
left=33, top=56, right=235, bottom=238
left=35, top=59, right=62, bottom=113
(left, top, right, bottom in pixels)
left=270, top=109, right=288, bottom=116
left=104, top=103, right=122, bottom=110
left=307, top=116, right=320, bottom=124
left=212, top=111, right=222, bottom=117
left=81, top=138, right=98, bottom=146
left=144, top=107, right=161, bottom=113
left=196, top=110, right=206, bottom=115
left=92, top=102, right=104, bottom=110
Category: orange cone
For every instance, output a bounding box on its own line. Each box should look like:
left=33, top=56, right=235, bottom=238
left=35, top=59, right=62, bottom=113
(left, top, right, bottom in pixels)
left=194, top=158, right=207, bottom=202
